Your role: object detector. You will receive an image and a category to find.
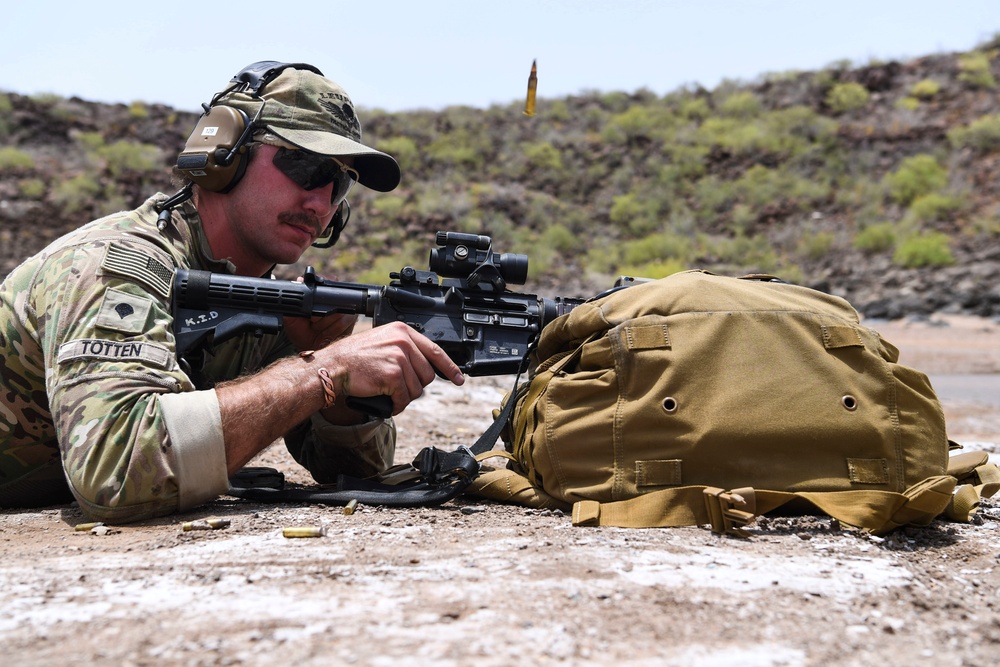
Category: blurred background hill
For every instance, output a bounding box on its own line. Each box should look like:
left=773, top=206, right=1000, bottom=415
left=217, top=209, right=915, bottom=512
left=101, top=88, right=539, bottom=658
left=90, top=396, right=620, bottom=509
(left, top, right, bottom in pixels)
left=2, top=38, right=999, bottom=318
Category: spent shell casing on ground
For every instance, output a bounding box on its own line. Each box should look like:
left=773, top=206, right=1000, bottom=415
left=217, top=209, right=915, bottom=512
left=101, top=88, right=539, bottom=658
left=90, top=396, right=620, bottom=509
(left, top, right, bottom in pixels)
left=343, top=499, right=359, bottom=515
left=181, top=517, right=231, bottom=531
left=74, top=522, right=104, bottom=531
left=282, top=526, right=326, bottom=538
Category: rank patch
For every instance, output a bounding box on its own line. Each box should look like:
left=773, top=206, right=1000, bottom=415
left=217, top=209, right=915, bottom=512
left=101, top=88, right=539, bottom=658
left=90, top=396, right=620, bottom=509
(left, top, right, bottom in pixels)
left=96, top=288, right=153, bottom=334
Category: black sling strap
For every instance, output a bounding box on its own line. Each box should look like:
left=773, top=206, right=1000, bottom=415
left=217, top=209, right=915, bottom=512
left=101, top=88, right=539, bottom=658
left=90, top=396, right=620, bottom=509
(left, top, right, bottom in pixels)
left=226, top=379, right=520, bottom=508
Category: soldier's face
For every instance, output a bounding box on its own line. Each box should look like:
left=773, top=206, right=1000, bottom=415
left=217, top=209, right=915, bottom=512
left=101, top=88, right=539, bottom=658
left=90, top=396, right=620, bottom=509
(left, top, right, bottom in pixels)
left=221, top=144, right=341, bottom=271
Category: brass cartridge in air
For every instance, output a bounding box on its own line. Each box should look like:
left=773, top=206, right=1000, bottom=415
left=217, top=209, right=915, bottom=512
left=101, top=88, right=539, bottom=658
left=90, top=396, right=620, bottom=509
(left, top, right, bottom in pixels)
left=524, top=59, right=538, bottom=117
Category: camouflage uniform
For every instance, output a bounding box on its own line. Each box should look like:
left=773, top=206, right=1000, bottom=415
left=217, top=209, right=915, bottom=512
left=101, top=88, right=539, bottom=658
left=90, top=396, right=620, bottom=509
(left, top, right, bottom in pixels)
left=0, top=194, right=394, bottom=522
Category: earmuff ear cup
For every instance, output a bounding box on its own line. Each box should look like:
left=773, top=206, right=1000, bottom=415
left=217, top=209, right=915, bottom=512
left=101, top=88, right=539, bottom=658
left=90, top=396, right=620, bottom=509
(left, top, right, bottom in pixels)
left=175, top=106, right=252, bottom=193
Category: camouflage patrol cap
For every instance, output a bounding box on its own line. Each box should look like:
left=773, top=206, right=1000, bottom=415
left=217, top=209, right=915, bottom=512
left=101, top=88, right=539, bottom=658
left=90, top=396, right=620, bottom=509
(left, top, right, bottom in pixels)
left=220, top=66, right=400, bottom=192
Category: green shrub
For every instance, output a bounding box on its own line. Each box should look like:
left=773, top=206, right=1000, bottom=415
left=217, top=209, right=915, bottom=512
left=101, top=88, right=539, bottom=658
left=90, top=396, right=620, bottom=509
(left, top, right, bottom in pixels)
left=45, top=98, right=77, bottom=122
left=604, top=106, right=659, bottom=142
left=0, top=94, right=12, bottom=136
left=599, top=91, right=632, bottom=111
left=692, top=175, right=737, bottom=221
left=425, top=129, right=487, bottom=169
left=969, top=214, right=1000, bottom=236
left=909, top=79, right=941, bottom=99
left=414, top=185, right=471, bottom=220
left=732, top=165, right=829, bottom=211
left=128, top=101, right=149, bottom=119
left=540, top=223, right=581, bottom=253
left=324, top=247, right=362, bottom=276
left=377, top=136, right=419, bottom=172
left=853, top=223, right=896, bottom=253
left=599, top=124, right=627, bottom=146
left=620, top=258, right=687, bottom=279
left=719, top=91, right=762, bottom=118
left=825, top=82, right=869, bottom=113
left=694, top=106, right=836, bottom=159
left=30, top=92, right=61, bottom=106
left=75, top=131, right=106, bottom=152
left=17, top=178, right=46, bottom=199
left=696, top=117, right=763, bottom=155
left=546, top=99, right=571, bottom=123
left=729, top=203, right=756, bottom=234
left=766, top=105, right=839, bottom=144
left=892, top=232, right=955, bottom=268
left=797, top=231, right=834, bottom=260
left=905, top=193, right=961, bottom=224
left=96, top=191, right=129, bottom=217
left=609, top=192, right=642, bottom=224
left=895, top=97, right=920, bottom=111
left=708, top=233, right=780, bottom=272
left=51, top=174, right=102, bottom=214
left=958, top=52, right=997, bottom=89
left=585, top=244, right=619, bottom=274
left=97, top=141, right=162, bottom=177
left=371, top=193, right=406, bottom=219
left=0, top=147, right=35, bottom=170
left=834, top=178, right=887, bottom=226
left=659, top=143, right=708, bottom=181
left=622, top=232, right=692, bottom=266
left=517, top=191, right=584, bottom=232
left=355, top=249, right=416, bottom=285
left=609, top=192, right=661, bottom=236
left=523, top=141, right=564, bottom=172
left=948, top=113, right=1000, bottom=153
left=678, top=96, right=710, bottom=120
left=883, top=154, right=948, bottom=205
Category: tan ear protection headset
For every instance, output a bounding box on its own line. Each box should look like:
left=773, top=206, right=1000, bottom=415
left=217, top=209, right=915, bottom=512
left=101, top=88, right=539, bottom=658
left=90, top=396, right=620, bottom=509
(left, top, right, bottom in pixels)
left=163, top=61, right=349, bottom=247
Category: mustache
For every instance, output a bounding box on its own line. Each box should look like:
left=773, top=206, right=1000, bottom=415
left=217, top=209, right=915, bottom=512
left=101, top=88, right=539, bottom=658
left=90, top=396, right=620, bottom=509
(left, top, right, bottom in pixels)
left=277, top=211, right=322, bottom=235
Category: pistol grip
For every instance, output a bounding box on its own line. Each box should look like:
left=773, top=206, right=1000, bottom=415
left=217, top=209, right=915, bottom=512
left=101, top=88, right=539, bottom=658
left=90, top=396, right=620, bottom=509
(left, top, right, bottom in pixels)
left=345, top=395, right=394, bottom=420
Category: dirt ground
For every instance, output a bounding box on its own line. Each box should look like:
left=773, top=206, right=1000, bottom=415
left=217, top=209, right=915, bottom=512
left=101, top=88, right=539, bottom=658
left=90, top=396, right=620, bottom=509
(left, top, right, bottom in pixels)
left=1, top=316, right=998, bottom=667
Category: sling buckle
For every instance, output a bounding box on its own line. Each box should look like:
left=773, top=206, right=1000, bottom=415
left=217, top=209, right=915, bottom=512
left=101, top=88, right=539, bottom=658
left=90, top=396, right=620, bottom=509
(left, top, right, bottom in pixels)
left=703, top=487, right=757, bottom=537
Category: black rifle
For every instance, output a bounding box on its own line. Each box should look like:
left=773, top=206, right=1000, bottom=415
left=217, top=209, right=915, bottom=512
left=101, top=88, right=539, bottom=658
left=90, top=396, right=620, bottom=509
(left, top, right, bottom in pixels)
left=172, top=231, right=585, bottom=418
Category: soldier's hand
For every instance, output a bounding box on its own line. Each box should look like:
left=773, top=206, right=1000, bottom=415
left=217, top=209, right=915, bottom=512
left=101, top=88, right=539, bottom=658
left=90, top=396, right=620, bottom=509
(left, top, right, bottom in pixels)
left=321, top=321, right=464, bottom=415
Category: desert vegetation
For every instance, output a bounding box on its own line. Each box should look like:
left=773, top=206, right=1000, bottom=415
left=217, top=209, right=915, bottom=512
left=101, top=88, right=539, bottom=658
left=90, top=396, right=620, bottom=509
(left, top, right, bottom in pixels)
left=2, top=37, right=999, bottom=316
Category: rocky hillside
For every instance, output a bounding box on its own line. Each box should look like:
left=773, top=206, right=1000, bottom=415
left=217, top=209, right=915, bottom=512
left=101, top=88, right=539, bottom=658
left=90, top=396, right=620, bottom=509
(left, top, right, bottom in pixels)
left=2, top=41, right=1000, bottom=319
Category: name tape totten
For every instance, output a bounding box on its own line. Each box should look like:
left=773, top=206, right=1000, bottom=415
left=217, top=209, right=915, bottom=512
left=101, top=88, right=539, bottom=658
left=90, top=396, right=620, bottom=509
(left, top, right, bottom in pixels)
left=58, top=339, right=172, bottom=369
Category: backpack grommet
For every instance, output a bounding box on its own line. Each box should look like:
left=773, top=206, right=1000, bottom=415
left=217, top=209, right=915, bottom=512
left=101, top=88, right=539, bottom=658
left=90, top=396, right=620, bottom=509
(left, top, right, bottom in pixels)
left=841, top=395, right=858, bottom=411
left=662, top=397, right=678, bottom=413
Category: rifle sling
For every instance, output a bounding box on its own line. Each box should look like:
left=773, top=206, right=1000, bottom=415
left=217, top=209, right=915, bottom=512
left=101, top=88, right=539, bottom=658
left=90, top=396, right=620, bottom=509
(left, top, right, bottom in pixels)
left=226, top=392, right=516, bottom=507
left=227, top=478, right=470, bottom=507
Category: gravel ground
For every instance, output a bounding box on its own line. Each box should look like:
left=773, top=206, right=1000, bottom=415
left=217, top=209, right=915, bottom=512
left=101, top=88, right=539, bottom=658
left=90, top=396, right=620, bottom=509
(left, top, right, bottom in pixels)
left=1, top=316, right=997, bottom=667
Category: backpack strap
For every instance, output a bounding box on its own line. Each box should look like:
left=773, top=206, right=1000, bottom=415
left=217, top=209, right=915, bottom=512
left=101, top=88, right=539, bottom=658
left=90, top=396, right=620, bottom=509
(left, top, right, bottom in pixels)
left=469, top=466, right=568, bottom=511
left=943, top=458, right=1000, bottom=522
left=570, top=475, right=961, bottom=536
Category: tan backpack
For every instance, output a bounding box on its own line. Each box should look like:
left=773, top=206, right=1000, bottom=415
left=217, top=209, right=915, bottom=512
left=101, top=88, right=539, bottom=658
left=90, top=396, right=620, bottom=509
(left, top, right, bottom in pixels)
left=470, top=271, right=999, bottom=535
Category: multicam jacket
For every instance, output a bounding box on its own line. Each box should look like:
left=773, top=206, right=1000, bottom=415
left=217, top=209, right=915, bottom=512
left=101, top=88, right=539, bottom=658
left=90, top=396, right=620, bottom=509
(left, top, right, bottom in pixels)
left=0, top=194, right=394, bottom=522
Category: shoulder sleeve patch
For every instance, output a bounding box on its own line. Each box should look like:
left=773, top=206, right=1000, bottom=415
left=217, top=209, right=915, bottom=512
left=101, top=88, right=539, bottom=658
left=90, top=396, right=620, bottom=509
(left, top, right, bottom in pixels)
left=101, top=243, right=174, bottom=298
left=96, top=288, right=154, bottom=334
left=58, top=339, right=172, bottom=369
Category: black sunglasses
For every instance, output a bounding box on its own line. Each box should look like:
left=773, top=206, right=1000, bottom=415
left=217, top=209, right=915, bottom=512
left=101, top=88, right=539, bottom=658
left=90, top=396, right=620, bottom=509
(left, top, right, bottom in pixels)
left=271, top=147, right=358, bottom=205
